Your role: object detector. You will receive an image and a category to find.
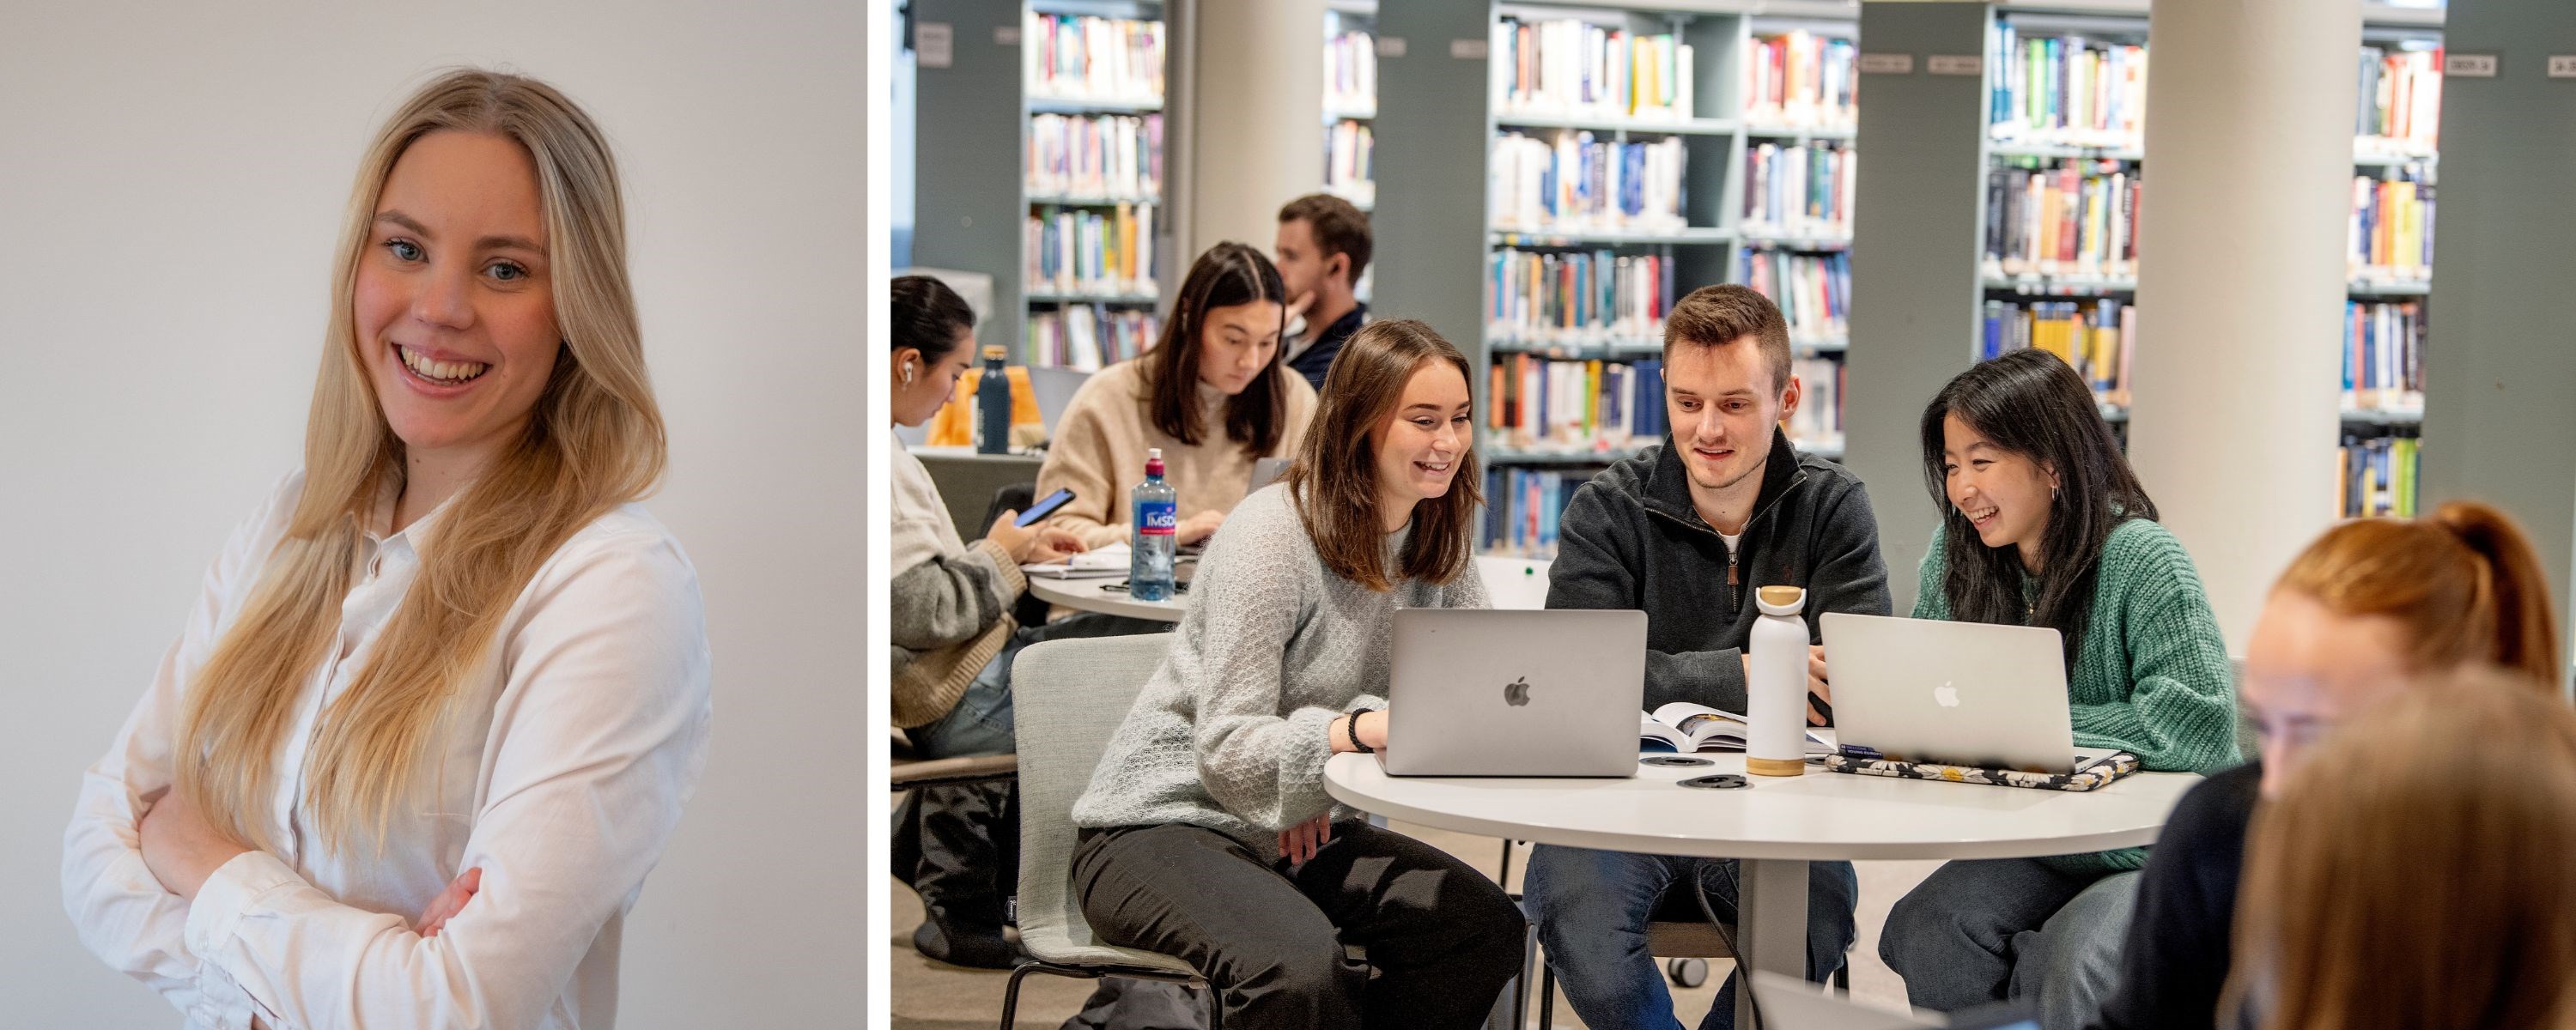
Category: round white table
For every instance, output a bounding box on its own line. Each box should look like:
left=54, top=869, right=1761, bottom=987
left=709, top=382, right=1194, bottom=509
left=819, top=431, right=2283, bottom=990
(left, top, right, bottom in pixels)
left=1325, top=749, right=2198, bottom=1026
left=1026, top=561, right=1196, bottom=622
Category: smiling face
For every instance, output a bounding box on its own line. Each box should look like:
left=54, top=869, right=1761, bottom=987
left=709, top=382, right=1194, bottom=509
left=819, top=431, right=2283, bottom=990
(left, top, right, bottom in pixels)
left=1941, top=412, right=2058, bottom=560
left=353, top=130, right=562, bottom=470
left=1194, top=300, right=1284, bottom=396
left=2242, top=587, right=2418, bottom=797
left=1663, top=337, right=1796, bottom=494
left=1372, top=360, right=1473, bottom=518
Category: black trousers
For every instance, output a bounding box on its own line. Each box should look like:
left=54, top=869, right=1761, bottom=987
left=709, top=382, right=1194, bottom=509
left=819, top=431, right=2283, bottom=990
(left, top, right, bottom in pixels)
left=1072, top=821, right=1527, bottom=1030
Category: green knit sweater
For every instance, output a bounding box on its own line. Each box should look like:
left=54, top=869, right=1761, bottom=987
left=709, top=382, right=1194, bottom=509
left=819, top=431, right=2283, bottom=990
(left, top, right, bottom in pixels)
left=1913, top=518, right=2239, bottom=875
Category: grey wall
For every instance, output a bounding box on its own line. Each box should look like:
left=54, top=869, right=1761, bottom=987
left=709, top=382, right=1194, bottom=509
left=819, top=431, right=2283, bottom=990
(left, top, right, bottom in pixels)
left=1844, top=1, right=1995, bottom=609
left=1370, top=0, right=1495, bottom=354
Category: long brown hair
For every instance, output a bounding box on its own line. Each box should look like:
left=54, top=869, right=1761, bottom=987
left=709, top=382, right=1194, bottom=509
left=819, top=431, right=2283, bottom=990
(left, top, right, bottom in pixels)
left=2273, top=501, right=2560, bottom=685
left=2227, top=670, right=2576, bottom=1030
left=176, top=70, right=664, bottom=854
left=1143, top=241, right=1289, bottom=456
left=1281, top=319, right=1481, bottom=591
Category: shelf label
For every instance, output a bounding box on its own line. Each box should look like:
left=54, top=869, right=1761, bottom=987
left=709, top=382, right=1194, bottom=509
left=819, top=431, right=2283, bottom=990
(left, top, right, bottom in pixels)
left=916, top=22, right=952, bottom=68
left=2445, top=53, right=2499, bottom=78
left=1858, top=52, right=1915, bottom=76
left=1451, top=39, right=1489, bottom=60
left=1376, top=36, right=1406, bottom=58
left=2551, top=55, right=2576, bottom=78
left=993, top=25, right=1019, bottom=45
left=1928, top=54, right=1984, bottom=76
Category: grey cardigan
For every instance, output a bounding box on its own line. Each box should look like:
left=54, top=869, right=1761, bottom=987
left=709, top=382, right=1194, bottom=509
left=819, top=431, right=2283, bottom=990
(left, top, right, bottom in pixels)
left=1070, top=484, right=1488, bottom=848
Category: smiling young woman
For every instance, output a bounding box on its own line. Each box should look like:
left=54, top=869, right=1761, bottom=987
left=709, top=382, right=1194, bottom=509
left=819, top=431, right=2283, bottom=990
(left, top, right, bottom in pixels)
left=61, top=69, right=709, bottom=1028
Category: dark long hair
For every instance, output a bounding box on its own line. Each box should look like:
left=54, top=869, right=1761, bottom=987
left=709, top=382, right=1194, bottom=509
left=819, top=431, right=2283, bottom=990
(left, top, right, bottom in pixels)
left=1283, top=319, right=1483, bottom=591
left=1144, top=242, right=1290, bottom=457
left=1920, top=348, right=2156, bottom=663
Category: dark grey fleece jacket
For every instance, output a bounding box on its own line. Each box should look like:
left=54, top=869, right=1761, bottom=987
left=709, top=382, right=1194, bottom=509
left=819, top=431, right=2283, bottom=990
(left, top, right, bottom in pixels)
left=1546, top=428, right=1893, bottom=713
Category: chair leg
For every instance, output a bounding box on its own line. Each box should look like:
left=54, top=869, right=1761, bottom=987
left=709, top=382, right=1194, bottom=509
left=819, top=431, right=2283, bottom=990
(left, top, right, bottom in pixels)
left=1206, top=979, right=1223, bottom=1030
left=1537, top=963, right=1556, bottom=1030
left=997, top=963, right=1037, bottom=1030
left=1832, top=962, right=1850, bottom=996
left=1497, top=839, right=1516, bottom=888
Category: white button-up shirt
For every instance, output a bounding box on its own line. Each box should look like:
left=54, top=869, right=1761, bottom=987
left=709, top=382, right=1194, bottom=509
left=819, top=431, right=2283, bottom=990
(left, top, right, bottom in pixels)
left=63, top=470, right=713, bottom=1028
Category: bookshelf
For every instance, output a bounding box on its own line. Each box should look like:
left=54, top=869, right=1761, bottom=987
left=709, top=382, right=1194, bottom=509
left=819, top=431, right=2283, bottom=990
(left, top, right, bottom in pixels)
left=1324, top=2, right=1378, bottom=213
left=1389, top=1, right=1862, bottom=556
left=912, top=0, right=1174, bottom=374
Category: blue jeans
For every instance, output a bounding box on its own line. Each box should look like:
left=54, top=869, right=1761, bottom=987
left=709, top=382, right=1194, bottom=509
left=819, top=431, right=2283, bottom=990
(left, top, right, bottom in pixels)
left=1879, top=859, right=2139, bottom=1030
left=907, top=628, right=1025, bottom=759
left=1524, top=845, right=1860, bottom=1030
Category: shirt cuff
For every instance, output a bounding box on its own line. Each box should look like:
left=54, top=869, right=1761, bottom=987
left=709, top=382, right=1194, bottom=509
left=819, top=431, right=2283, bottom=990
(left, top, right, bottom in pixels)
left=184, top=850, right=302, bottom=958
left=186, top=960, right=263, bottom=1030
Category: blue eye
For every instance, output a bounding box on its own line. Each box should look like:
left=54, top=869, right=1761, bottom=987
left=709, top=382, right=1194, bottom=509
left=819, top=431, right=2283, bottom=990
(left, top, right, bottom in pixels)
left=386, top=239, right=423, bottom=262
left=487, top=261, right=529, bottom=282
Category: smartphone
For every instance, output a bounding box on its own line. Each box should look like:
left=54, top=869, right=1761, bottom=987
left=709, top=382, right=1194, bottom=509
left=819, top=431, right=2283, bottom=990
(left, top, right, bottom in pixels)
left=1014, top=488, right=1077, bottom=527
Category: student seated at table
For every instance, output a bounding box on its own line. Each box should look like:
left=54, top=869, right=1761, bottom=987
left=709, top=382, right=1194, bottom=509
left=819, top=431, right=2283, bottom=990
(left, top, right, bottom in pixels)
left=2090, top=500, right=2561, bottom=1030
left=1067, top=319, right=1525, bottom=1029
left=1273, top=192, right=1371, bottom=391
left=2223, top=670, right=2576, bottom=1030
left=887, top=275, right=1092, bottom=967
left=1036, top=241, right=1316, bottom=551
left=1526, top=284, right=1891, bottom=1030
left=1874, top=348, right=2238, bottom=1030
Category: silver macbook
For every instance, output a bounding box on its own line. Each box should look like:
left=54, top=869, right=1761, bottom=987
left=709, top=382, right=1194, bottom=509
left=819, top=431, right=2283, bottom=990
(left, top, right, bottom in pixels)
left=1249, top=457, right=1291, bottom=493
left=1382, top=608, right=1647, bottom=777
left=1820, top=613, right=2121, bottom=775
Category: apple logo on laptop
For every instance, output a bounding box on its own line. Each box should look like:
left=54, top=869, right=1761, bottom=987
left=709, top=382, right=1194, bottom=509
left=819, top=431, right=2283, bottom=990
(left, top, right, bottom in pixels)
left=1504, top=676, right=1531, bottom=706
left=1934, top=681, right=1962, bottom=708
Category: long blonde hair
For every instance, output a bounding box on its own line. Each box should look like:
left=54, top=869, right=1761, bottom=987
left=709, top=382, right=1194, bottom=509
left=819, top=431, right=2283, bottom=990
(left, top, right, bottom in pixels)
left=175, top=69, right=665, bottom=853
left=2226, top=669, right=2576, bottom=1030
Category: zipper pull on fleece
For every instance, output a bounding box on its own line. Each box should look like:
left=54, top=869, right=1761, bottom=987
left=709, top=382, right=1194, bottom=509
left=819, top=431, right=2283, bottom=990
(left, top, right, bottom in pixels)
left=1728, top=545, right=1740, bottom=586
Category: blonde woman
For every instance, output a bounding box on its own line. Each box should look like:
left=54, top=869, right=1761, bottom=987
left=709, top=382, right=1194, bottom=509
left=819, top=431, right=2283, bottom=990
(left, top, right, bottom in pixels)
left=61, top=70, right=708, bottom=1028
left=2227, top=670, right=2576, bottom=1030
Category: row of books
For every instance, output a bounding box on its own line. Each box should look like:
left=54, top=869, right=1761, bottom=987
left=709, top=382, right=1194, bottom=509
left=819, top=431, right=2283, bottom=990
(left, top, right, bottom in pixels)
left=2350, top=173, right=2434, bottom=281
left=1981, top=299, right=2135, bottom=404
left=1024, top=12, right=1164, bottom=104
left=1984, top=161, right=2142, bottom=277
left=1488, top=248, right=1672, bottom=342
left=2356, top=45, right=2443, bottom=156
left=1491, top=131, right=1689, bottom=233
left=1486, top=355, right=1668, bottom=453
left=2344, top=300, right=2426, bottom=409
left=1745, top=31, right=1857, bottom=130
left=1026, top=305, right=1159, bottom=372
left=1987, top=30, right=2149, bottom=149
left=1494, top=17, right=1697, bottom=122
left=1739, top=249, right=1850, bottom=346
left=1480, top=466, right=1591, bottom=557
left=2339, top=434, right=2420, bottom=518
left=1024, top=203, right=1157, bottom=297
left=1325, top=118, right=1375, bottom=209
left=1325, top=27, right=1376, bottom=112
left=1786, top=357, right=1844, bottom=454
left=1025, top=113, right=1162, bottom=201
left=1741, top=142, right=1855, bottom=239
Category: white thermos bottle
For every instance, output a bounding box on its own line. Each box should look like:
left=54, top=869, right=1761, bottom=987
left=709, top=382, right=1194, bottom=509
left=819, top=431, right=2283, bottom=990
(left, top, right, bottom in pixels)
left=1747, top=585, right=1809, bottom=777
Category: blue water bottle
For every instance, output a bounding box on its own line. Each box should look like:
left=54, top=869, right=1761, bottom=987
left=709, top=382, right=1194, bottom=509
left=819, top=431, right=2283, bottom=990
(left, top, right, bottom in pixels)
left=973, top=345, right=1012, bottom=455
left=1130, top=448, right=1177, bottom=601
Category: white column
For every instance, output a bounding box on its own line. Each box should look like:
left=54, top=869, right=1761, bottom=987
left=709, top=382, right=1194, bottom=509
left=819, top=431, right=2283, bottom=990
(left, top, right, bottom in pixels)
left=1176, top=0, right=1327, bottom=262
left=2125, top=0, right=2362, bottom=649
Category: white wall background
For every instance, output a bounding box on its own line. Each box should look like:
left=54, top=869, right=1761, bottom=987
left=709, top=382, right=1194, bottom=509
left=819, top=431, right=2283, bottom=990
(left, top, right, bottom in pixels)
left=0, top=3, right=869, bottom=1024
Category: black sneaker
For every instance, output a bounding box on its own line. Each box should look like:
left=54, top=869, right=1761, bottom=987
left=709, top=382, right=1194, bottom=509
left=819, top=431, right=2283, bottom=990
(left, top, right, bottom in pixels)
left=912, top=918, right=1027, bottom=970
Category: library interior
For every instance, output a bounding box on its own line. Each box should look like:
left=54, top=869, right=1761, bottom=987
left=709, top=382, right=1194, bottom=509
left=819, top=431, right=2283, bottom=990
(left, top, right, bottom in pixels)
left=885, top=1, right=2576, bottom=1028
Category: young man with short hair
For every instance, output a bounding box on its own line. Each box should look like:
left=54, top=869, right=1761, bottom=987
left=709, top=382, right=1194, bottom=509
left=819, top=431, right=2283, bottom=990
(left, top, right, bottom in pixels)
left=1273, top=192, right=1371, bottom=390
left=1524, top=284, right=1893, bottom=1029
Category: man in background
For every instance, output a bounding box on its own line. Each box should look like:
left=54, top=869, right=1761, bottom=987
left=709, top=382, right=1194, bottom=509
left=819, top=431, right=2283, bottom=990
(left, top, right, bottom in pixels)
left=1273, top=192, right=1371, bottom=391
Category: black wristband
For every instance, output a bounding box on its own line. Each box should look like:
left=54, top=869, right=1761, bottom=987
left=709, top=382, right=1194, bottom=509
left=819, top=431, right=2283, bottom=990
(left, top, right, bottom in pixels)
left=1346, top=709, right=1376, bottom=754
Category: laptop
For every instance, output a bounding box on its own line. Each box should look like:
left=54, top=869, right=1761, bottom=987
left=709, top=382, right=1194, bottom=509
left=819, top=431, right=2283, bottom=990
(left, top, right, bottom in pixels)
left=1382, top=609, right=1647, bottom=777
left=1747, top=972, right=2037, bottom=1029
left=1820, top=613, right=2122, bottom=775
left=1249, top=456, right=1291, bottom=493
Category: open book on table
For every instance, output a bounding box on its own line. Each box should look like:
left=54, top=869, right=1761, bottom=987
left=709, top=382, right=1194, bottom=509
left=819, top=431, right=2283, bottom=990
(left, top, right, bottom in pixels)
left=1640, top=702, right=1835, bottom=756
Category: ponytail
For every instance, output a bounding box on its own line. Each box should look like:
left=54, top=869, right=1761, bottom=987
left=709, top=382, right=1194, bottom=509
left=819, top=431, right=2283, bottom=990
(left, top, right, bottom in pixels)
left=2432, top=502, right=2561, bottom=685
left=2275, top=500, right=2561, bottom=689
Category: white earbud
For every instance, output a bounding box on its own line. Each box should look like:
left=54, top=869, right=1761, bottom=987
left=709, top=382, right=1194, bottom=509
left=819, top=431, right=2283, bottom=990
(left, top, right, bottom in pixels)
left=902, top=360, right=915, bottom=385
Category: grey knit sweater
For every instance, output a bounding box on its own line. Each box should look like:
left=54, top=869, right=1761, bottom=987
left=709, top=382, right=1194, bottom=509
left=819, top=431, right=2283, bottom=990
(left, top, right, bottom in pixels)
left=1070, top=484, right=1489, bottom=848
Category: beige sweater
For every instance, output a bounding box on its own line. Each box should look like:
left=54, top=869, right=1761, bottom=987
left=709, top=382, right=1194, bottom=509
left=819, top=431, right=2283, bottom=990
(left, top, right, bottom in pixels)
left=890, top=443, right=1025, bottom=729
left=1036, top=360, right=1316, bottom=549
